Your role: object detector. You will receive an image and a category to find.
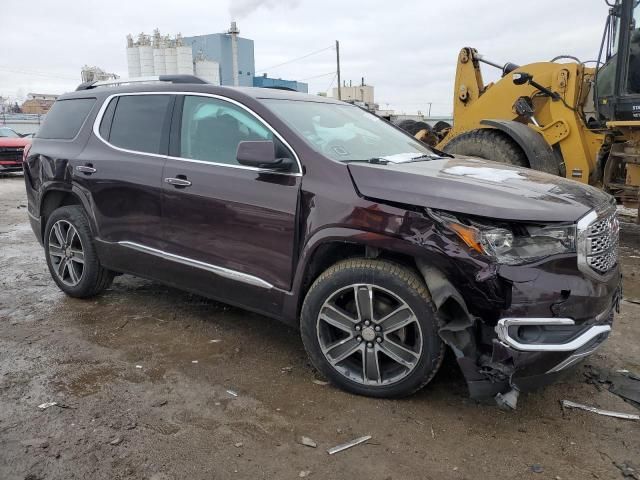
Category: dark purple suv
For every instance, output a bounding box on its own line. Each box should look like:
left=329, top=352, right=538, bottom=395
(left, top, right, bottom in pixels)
left=23, top=76, right=621, bottom=406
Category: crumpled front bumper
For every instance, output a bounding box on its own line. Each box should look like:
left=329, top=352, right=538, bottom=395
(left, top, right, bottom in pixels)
left=466, top=286, right=621, bottom=399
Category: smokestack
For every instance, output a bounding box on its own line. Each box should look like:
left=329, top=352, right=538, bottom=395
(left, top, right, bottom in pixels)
left=228, top=21, right=240, bottom=87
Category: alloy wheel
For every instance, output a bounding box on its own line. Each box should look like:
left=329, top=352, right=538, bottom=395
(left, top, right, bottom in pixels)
left=316, top=284, right=423, bottom=386
left=48, top=220, right=85, bottom=287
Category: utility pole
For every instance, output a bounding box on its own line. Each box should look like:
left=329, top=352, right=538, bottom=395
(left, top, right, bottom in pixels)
left=427, top=102, right=432, bottom=117
left=336, top=40, right=341, bottom=100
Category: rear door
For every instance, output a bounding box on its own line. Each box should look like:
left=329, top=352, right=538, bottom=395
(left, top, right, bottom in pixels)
left=72, top=93, right=174, bottom=249
left=160, top=94, right=301, bottom=309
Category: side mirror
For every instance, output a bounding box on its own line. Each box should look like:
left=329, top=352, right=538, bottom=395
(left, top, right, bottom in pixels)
left=236, top=140, right=291, bottom=170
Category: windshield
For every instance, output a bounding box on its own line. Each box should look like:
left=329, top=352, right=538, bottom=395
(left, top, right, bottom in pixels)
left=262, top=99, right=435, bottom=162
left=0, top=127, right=20, bottom=138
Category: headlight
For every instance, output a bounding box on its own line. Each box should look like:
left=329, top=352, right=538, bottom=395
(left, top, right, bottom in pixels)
left=432, top=211, right=576, bottom=265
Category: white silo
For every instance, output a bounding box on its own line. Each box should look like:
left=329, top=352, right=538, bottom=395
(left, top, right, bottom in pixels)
left=165, top=43, right=177, bottom=75
left=152, top=29, right=166, bottom=75
left=175, top=34, right=193, bottom=75
left=126, top=34, right=141, bottom=77
left=139, top=44, right=154, bottom=76
left=195, top=59, right=220, bottom=85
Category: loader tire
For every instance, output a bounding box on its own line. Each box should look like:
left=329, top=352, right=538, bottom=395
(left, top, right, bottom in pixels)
left=443, top=129, right=529, bottom=168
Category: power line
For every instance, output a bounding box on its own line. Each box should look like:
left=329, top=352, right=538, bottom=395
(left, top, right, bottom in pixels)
left=299, top=71, right=335, bottom=81
left=324, top=72, right=337, bottom=94
left=255, top=45, right=334, bottom=73
left=0, top=65, right=77, bottom=81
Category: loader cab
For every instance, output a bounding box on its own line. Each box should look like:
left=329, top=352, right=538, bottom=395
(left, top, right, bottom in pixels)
left=596, top=0, right=640, bottom=122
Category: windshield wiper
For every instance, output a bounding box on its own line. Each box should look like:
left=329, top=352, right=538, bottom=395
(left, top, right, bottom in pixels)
left=343, top=158, right=390, bottom=165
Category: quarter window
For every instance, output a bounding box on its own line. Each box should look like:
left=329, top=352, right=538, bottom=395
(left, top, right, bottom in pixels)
left=108, top=95, right=172, bottom=154
left=37, top=98, right=96, bottom=140
left=179, top=95, right=274, bottom=166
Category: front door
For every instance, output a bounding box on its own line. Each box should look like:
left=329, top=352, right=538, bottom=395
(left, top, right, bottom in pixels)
left=161, top=94, right=301, bottom=310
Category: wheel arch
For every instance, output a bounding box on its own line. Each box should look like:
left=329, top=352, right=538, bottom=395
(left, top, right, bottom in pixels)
left=479, top=119, right=561, bottom=175
left=39, top=187, right=95, bottom=241
left=289, top=228, right=428, bottom=322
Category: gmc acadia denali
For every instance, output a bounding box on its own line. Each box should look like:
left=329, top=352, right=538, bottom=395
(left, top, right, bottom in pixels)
left=23, top=76, right=621, bottom=405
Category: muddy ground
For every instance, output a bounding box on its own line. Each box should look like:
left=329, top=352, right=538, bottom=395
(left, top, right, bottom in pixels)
left=0, top=174, right=639, bottom=480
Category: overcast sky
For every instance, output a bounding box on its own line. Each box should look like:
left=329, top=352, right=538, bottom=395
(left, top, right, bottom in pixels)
left=2, top=0, right=608, bottom=115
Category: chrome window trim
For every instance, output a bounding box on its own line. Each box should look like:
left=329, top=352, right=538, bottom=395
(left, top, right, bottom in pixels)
left=118, top=241, right=274, bottom=289
left=91, top=91, right=302, bottom=176
left=495, top=317, right=611, bottom=352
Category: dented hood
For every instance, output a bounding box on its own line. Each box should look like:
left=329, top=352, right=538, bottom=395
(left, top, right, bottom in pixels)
left=348, top=156, right=611, bottom=222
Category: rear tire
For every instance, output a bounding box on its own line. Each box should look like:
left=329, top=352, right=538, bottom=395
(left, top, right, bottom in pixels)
left=300, top=259, right=445, bottom=398
left=44, top=206, right=114, bottom=298
left=443, top=129, right=529, bottom=167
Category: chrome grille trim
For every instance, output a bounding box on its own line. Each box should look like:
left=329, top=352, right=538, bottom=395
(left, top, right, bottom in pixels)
left=577, top=204, right=619, bottom=281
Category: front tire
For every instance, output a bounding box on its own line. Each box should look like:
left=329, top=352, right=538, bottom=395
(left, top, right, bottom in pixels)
left=44, top=206, right=114, bottom=298
left=443, top=129, right=529, bottom=167
left=300, top=259, right=445, bottom=398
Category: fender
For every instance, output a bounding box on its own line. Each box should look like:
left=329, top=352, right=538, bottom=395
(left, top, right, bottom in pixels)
left=480, top=119, right=561, bottom=175
left=282, top=226, right=446, bottom=323
left=37, top=183, right=100, bottom=240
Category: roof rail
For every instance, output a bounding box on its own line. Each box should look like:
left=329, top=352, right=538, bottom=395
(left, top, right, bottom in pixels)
left=76, top=75, right=210, bottom=91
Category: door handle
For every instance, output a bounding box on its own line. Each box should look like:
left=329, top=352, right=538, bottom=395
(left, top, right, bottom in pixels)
left=76, top=165, right=97, bottom=174
left=165, top=177, right=192, bottom=187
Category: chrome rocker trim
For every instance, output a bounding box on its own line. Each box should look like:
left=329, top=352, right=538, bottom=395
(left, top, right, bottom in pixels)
left=118, top=241, right=273, bottom=289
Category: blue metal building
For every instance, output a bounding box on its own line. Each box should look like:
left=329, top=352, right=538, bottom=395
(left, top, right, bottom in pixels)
left=252, top=74, right=309, bottom=93
left=182, top=33, right=255, bottom=87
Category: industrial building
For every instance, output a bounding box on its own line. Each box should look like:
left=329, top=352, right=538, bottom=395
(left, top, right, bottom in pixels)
left=331, top=80, right=375, bottom=104
left=125, top=23, right=307, bottom=92
left=20, top=93, right=58, bottom=115
left=81, top=65, right=119, bottom=83
left=253, top=74, right=308, bottom=93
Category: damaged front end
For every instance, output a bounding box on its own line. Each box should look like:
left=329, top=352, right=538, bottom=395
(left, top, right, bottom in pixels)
left=413, top=205, right=622, bottom=408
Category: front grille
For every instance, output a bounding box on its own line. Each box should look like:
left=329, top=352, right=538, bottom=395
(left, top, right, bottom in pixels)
left=578, top=205, right=619, bottom=279
left=0, top=147, right=23, bottom=161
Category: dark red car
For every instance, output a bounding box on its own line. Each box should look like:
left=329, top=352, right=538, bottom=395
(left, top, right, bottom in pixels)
left=23, top=76, right=621, bottom=406
left=0, top=126, right=31, bottom=172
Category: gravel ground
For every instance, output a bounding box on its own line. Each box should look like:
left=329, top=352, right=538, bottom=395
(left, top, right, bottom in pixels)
left=1, top=174, right=639, bottom=480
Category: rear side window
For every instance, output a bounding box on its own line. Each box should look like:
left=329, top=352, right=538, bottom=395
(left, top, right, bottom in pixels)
left=37, top=98, right=96, bottom=140
left=107, top=95, right=172, bottom=154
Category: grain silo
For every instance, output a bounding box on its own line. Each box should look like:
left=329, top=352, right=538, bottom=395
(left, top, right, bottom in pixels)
left=138, top=34, right=154, bottom=77
left=175, top=34, right=193, bottom=75
left=126, top=34, right=141, bottom=77
left=152, top=29, right=166, bottom=76
left=195, top=59, right=220, bottom=85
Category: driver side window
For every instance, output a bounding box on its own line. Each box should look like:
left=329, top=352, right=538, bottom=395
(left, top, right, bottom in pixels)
left=180, top=96, right=274, bottom=165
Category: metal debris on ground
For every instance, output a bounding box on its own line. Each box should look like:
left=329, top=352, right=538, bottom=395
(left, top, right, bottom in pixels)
left=613, top=461, right=640, bottom=480
left=299, top=436, right=317, bottom=448
left=37, top=402, right=57, bottom=410
left=281, top=366, right=293, bottom=373
left=561, top=400, right=640, bottom=420
left=208, top=339, right=222, bottom=343
left=191, top=360, right=198, bottom=364
left=312, top=379, right=329, bottom=386
left=530, top=464, right=544, bottom=474
left=226, top=389, right=238, bottom=397
left=135, top=365, right=142, bottom=369
left=584, top=366, right=640, bottom=409
left=299, top=471, right=311, bottom=478
left=234, top=442, right=243, bottom=448
left=327, top=435, right=372, bottom=455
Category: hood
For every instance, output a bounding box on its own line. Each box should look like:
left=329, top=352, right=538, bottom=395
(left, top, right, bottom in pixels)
left=348, top=156, right=611, bottom=222
left=0, top=137, right=31, bottom=148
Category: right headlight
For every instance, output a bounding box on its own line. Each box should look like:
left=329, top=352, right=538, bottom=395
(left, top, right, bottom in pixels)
left=431, top=210, right=576, bottom=265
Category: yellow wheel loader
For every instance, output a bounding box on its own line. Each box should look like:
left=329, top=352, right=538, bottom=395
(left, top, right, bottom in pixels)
left=423, top=0, right=640, bottom=222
